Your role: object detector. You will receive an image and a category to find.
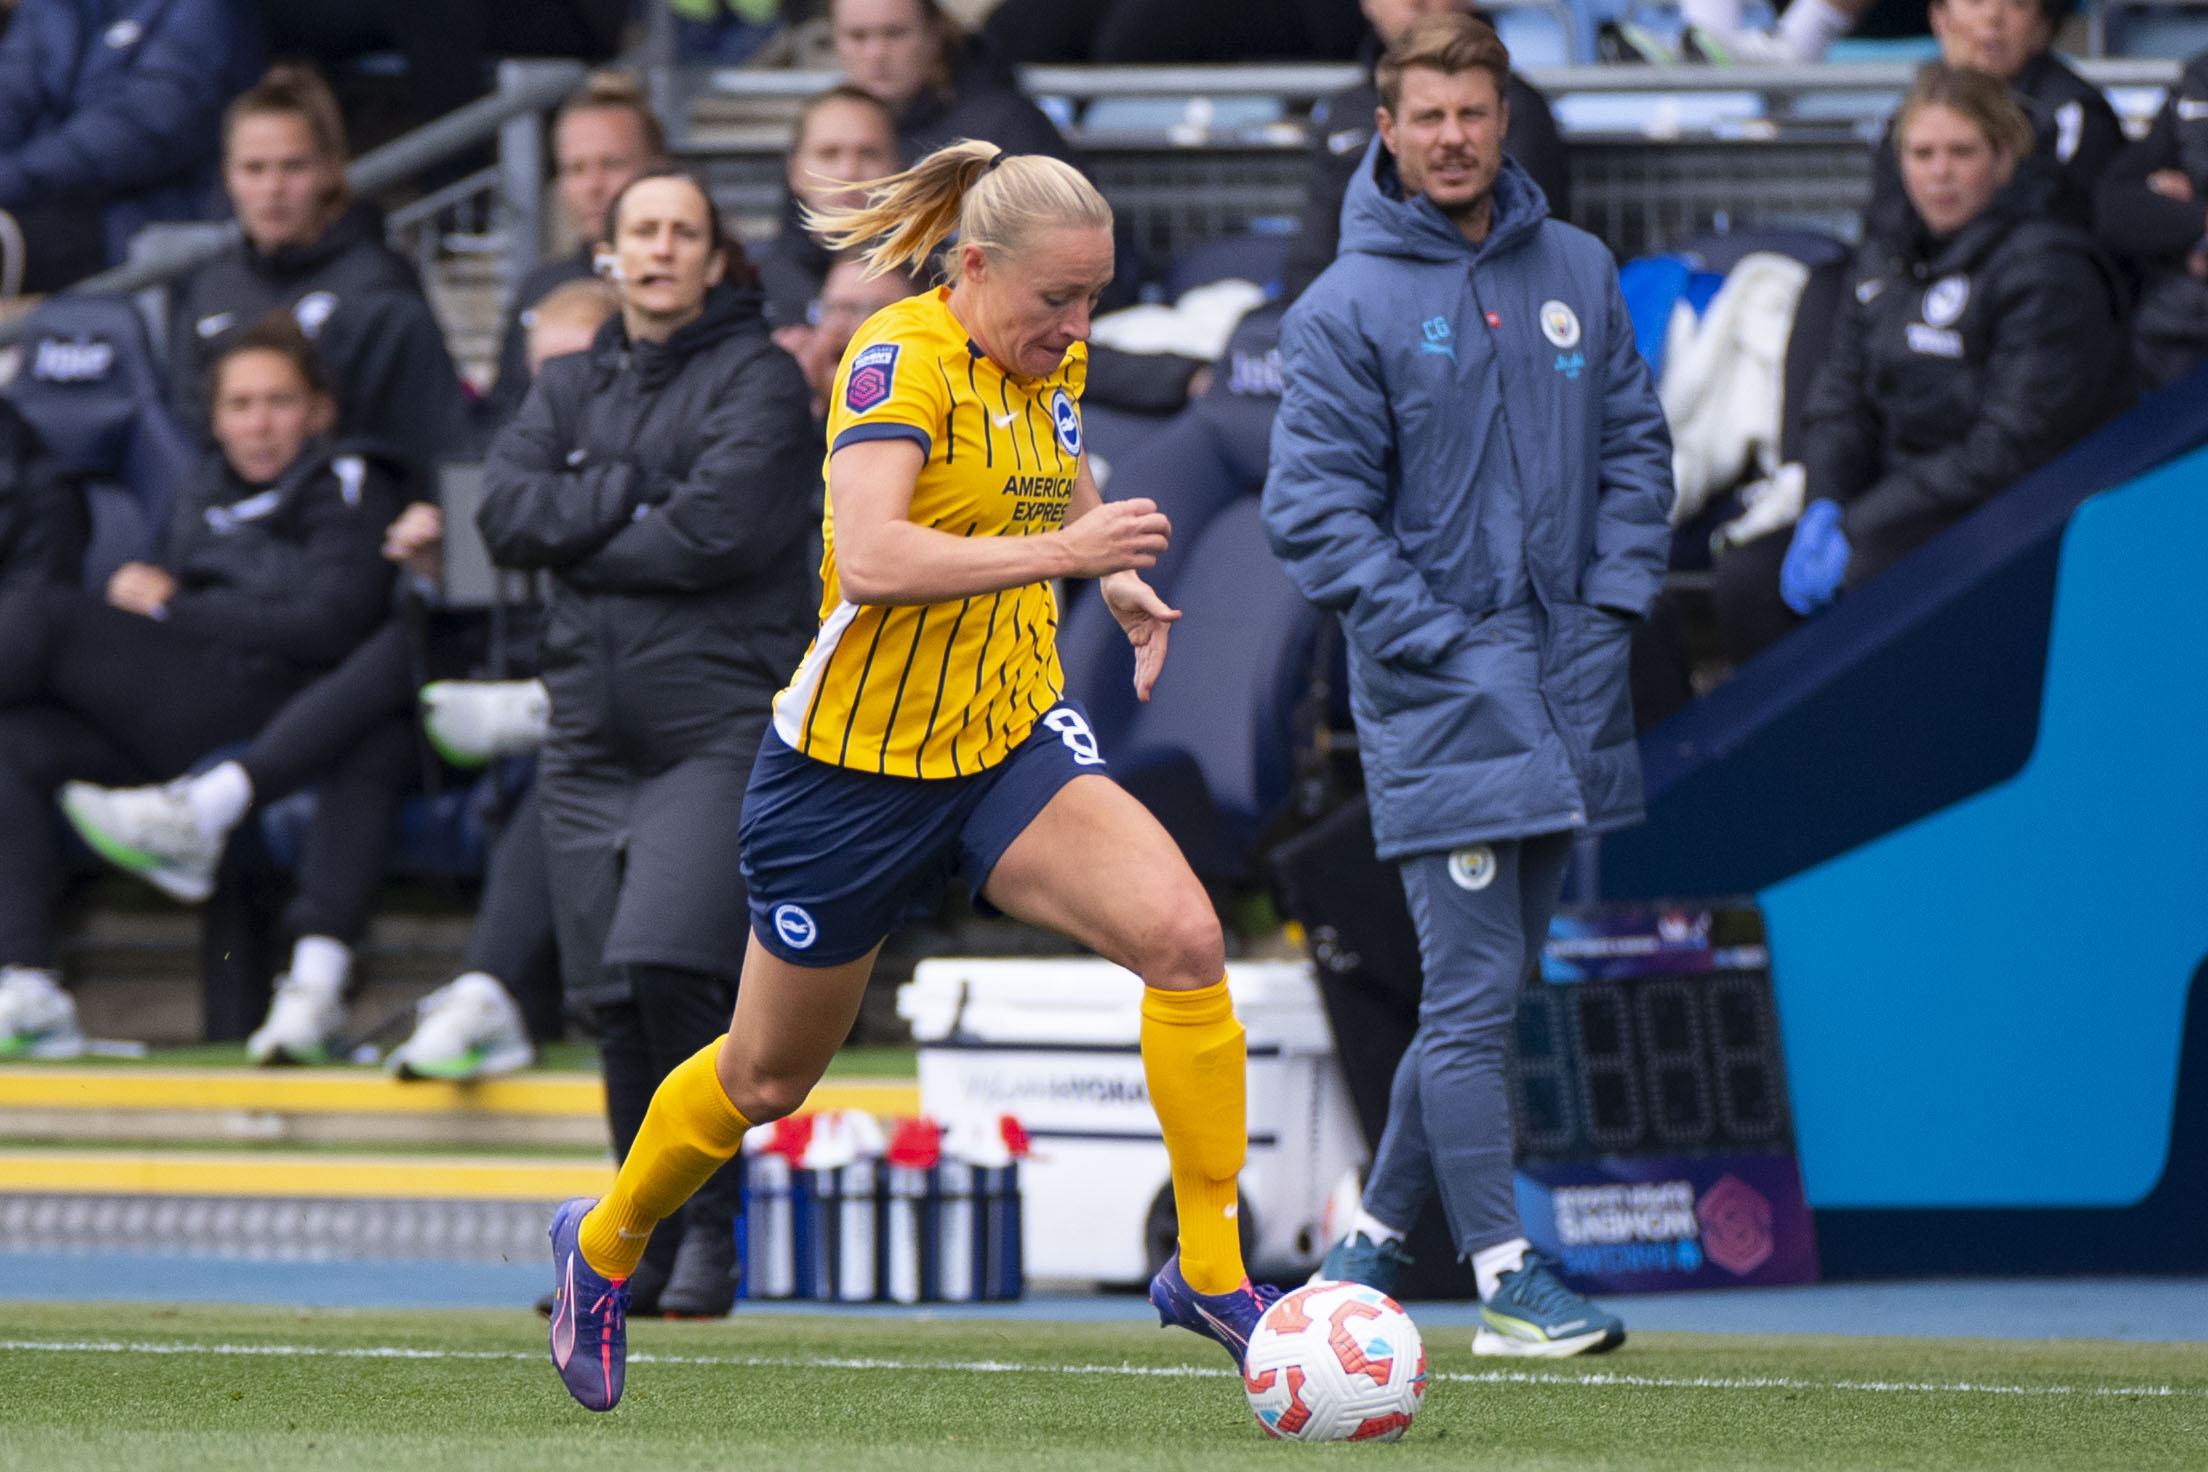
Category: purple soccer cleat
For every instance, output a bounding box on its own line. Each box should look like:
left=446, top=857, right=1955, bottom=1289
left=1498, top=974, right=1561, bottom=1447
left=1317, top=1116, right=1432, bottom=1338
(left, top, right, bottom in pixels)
left=547, top=1197, right=631, bottom=1412
left=1149, top=1251, right=1282, bottom=1370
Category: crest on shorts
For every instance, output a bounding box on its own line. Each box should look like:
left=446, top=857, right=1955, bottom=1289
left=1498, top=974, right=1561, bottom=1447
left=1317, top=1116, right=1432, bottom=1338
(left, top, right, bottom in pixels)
left=772, top=903, right=819, bottom=951
left=845, top=343, right=900, bottom=413
left=1050, top=388, right=1082, bottom=456
left=1539, top=300, right=1581, bottom=349
left=1920, top=275, right=1969, bottom=328
left=1447, top=845, right=1497, bottom=892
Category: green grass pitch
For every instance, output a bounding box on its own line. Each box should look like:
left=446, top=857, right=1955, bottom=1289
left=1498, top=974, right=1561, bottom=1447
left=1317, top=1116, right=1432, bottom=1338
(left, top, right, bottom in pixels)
left=1, top=1302, right=2202, bottom=1471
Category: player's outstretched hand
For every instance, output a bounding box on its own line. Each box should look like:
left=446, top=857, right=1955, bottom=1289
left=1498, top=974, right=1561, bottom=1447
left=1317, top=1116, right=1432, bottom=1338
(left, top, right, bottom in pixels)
left=1102, top=570, right=1181, bottom=702
left=1059, top=497, right=1170, bottom=579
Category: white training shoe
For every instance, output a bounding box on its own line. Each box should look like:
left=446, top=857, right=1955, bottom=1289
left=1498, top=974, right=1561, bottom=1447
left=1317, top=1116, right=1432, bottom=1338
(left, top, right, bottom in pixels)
left=421, top=680, right=550, bottom=767
left=386, top=972, right=534, bottom=1081
left=1682, top=23, right=1800, bottom=64
left=0, top=967, right=85, bottom=1059
left=59, top=779, right=225, bottom=903
left=246, top=974, right=346, bottom=1065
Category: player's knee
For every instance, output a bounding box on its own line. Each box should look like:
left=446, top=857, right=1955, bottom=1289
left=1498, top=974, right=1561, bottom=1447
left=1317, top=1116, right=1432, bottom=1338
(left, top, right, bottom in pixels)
left=714, top=1053, right=809, bottom=1125
left=1138, top=895, right=1225, bottom=989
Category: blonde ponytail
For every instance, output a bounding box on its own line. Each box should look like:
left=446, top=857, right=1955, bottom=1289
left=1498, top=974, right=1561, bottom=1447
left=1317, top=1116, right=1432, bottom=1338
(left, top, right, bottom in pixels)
left=805, top=139, right=1112, bottom=284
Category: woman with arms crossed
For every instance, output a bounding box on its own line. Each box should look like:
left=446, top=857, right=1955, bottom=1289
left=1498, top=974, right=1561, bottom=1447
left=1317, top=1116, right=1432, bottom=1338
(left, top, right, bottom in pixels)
left=544, top=141, right=1269, bottom=1412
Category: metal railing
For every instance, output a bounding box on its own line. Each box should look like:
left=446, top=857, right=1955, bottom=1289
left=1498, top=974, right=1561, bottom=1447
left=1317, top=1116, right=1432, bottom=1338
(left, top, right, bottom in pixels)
left=0, top=59, right=586, bottom=350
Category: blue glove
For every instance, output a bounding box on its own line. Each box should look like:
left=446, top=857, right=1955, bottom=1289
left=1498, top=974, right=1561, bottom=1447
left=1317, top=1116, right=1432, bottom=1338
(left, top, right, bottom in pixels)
left=1779, top=500, right=1850, bottom=616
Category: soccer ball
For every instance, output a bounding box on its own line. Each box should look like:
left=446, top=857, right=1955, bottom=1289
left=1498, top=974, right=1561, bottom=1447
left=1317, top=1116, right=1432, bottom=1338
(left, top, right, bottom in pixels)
left=1242, top=1281, right=1427, bottom=1442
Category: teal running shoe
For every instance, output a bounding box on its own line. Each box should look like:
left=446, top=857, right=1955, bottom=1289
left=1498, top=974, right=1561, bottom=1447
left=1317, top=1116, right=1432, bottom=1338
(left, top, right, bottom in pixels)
left=1476, top=1252, right=1625, bottom=1357
left=1313, top=1231, right=1413, bottom=1296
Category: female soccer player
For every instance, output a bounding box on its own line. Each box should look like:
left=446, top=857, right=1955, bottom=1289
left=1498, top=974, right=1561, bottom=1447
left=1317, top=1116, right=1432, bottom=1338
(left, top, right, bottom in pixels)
left=545, top=141, right=1270, bottom=1411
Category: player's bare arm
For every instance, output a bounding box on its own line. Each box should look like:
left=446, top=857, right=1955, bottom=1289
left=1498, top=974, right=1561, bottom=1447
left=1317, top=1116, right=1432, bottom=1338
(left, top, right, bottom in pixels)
left=831, top=438, right=1170, bottom=606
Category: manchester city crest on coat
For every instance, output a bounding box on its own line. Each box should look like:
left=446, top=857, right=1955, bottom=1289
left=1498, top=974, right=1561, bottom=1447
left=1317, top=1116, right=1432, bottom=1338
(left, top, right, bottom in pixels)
left=1050, top=388, right=1082, bottom=456
left=1539, top=300, right=1582, bottom=349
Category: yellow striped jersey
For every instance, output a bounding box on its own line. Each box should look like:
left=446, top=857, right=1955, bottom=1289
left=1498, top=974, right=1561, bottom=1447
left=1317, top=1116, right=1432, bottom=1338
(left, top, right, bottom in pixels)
left=771, top=288, right=1088, bottom=779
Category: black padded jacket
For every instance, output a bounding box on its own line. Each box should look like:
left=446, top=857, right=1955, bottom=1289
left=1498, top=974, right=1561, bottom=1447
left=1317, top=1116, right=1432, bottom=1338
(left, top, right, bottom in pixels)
left=477, top=285, right=817, bottom=762
left=158, top=437, right=404, bottom=671
left=168, top=202, right=471, bottom=481
left=1800, top=163, right=2128, bottom=587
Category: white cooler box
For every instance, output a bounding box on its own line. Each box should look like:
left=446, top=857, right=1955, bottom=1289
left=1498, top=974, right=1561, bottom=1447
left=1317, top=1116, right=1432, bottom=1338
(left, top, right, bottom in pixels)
left=897, top=957, right=1367, bottom=1286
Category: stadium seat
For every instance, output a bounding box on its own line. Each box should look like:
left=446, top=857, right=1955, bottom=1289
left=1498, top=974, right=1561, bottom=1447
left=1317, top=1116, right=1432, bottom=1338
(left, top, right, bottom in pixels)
left=1162, top=232, right=1292, bottom=301
left=4, top=296, right=195, bottom=590
left=1061, top=298, right=1314, bottom=879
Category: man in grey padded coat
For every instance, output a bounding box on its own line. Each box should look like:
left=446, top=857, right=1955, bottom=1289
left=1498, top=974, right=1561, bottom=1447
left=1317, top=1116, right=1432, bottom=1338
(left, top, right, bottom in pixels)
left=1262, top=13, right=1673, bottom=1356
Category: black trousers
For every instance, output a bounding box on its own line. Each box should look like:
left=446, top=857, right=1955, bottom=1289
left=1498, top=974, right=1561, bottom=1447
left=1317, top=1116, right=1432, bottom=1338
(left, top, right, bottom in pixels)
left=597, top=963, right=742, bottom=1236
left=235, top=618, right=559, bottom=1010
left=0, top=586, right=302, bottom=966
left=1711, top=526, right=1805, bottom=666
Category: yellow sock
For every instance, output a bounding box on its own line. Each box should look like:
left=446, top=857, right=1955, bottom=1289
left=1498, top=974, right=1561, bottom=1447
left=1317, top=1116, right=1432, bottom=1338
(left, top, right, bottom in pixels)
left=578, top=1038, right=751, bottom=1279
left=1141, top=977, right=1248, bottom=1296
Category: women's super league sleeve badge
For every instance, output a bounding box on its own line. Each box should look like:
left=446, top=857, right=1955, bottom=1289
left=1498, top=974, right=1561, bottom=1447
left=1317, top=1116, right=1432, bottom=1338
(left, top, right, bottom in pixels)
left=1050, top=387, right=1082, bottom=456
left=845, top=343, right=901, bottom=413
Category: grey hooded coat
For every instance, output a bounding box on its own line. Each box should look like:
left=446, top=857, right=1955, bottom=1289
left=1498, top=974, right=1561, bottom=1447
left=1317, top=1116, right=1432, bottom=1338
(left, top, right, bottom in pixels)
left=1262, top=146, right=1674, bottom=860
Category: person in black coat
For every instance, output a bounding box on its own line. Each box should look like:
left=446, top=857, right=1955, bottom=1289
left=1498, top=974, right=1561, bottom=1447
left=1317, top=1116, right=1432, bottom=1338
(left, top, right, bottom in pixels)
left=757, top=85, right=901, bottom=331
left=1714, top=65, right=2127, bottom=664
left=479, top=170, right=817, bottom=1316
left=0, top=316, right=400, bottom=1057
left=482, top=70, right=666, bottom=428
left=0, top=0, right=264, bottom=289
left=2096, top=48, right=2208, bottom=386
left=833, top=0, right=1077, bottom=166
left=169, top=64, right=468, bottom=492
left=1864, top=0, right=2120, bottom=236
left=1283, top=1, right=1569, bottom=302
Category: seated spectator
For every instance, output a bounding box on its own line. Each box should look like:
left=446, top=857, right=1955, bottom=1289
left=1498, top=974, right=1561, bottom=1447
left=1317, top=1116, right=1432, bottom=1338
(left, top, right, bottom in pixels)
left=833, top=0, right=1076, bottom=165
left=2096, top=49, right=2208, bottom=388
left=169, top=64, right=469, bottom=490
left=1671, top=0, right=1869, bottom=65
left=758, top=85, right=901, bottom=330
left=57, top=282, right=623, bottom=1072
left=985, top=0, right=1366, bottom=63
left=0, top=317, right=401, bottom=1058
left=0, top=398, right=82, bottom=594
left=1285, top=0, right=1569, bottom=302
left=1862, top=0, right=2119, bottom=235
left=1711, top=65, right=2125, bottom=663
left=484, top=69, right=666, bottom=425
left=0, top=0, right=263, bottom=291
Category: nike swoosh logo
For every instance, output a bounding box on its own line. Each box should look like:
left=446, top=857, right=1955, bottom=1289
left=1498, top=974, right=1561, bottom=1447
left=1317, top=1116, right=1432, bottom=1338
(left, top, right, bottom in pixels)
left=1193, top=1302, right=1248, bottom=1350
left=991, top=412, right=1018, bottom=428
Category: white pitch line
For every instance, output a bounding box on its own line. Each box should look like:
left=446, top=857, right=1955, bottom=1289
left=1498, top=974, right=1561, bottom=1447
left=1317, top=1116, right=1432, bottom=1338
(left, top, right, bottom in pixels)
left=0, top=1339, right=2198, bottom=1401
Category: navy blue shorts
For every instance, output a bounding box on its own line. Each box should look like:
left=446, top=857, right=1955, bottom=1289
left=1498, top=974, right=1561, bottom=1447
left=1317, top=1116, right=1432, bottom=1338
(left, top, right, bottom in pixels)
left=741, top=699, right=1110, bottom=966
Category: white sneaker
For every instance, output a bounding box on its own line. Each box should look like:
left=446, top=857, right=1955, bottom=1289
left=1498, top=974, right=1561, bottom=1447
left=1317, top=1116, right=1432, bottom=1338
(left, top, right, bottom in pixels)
left=0, top=967, right=85, bottom=1059
left=386, top=972, right=534, bottom=1081
left=1683, top=23, right=1800, bottom=64
left=60, top=780, right=225, bottom=903
left=421, top=680, right=550, bottom=767
left=245, top=974, right=346, bottom=1065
